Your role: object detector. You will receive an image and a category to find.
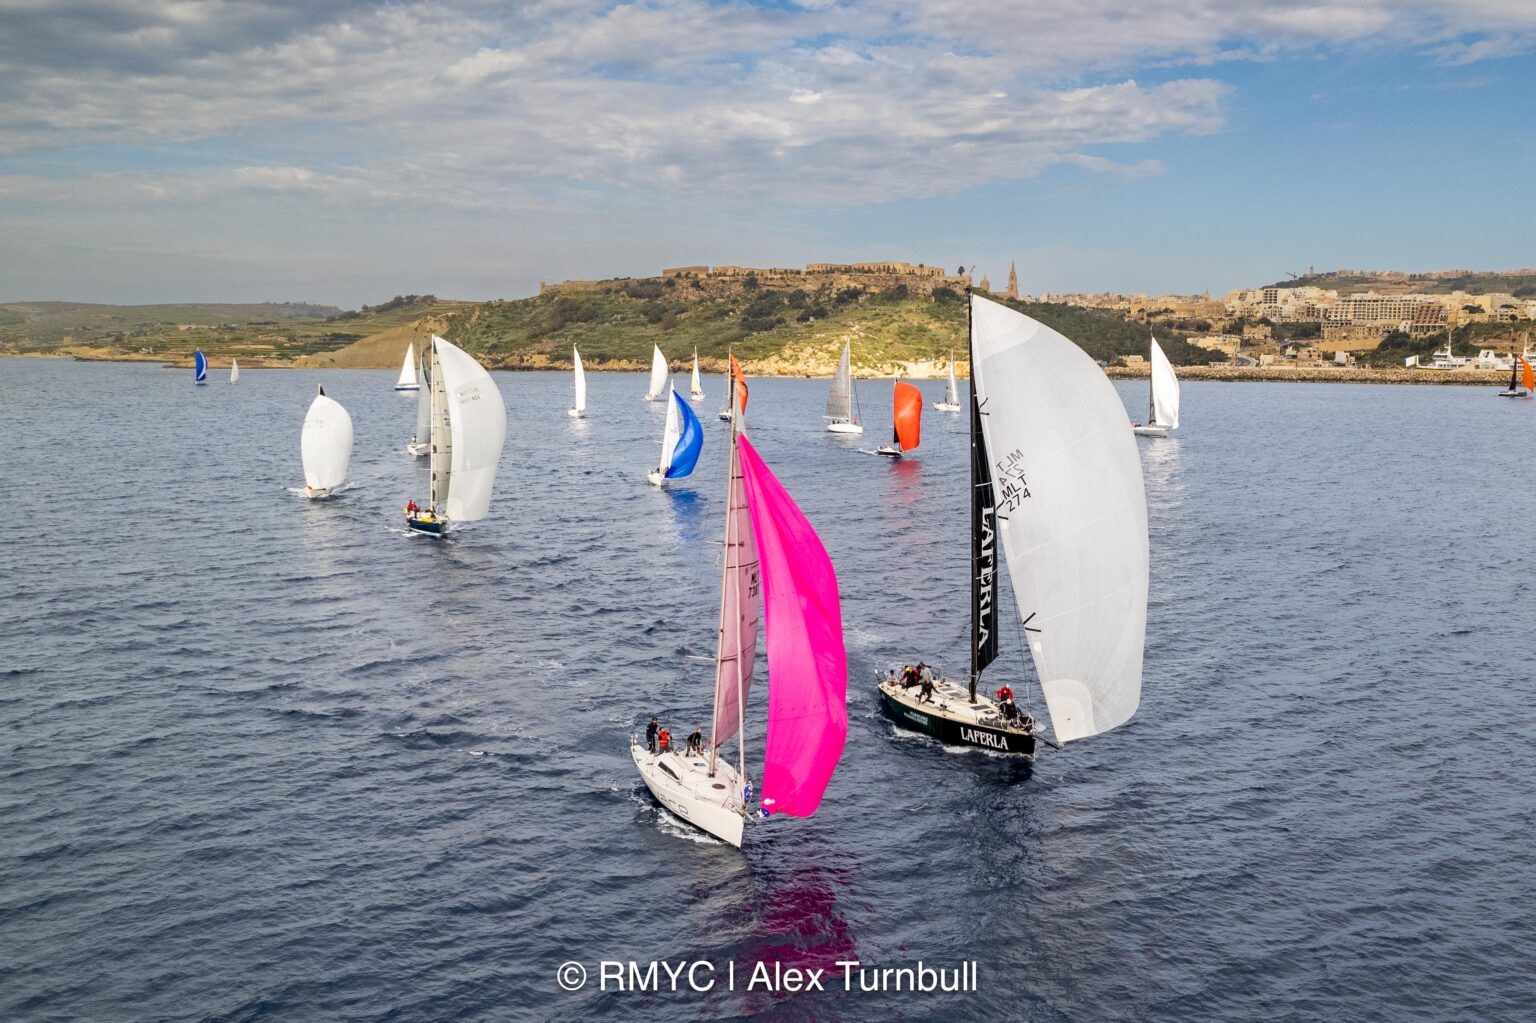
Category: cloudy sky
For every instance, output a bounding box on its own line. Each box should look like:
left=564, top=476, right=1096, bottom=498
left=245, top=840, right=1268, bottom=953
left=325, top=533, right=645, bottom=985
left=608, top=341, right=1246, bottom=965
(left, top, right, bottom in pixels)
left=2, top=0, right=1534, bottom=306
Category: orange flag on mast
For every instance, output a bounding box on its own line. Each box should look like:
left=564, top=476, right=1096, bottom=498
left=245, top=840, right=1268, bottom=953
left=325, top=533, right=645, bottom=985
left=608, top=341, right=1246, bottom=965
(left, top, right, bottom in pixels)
left=731, top=354, right=749, bottom=412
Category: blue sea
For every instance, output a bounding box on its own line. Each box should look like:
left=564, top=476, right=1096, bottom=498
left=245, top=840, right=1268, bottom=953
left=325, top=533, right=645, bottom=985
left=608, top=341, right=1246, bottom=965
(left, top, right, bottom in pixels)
left=3, top=357, right=1534, bottom=1022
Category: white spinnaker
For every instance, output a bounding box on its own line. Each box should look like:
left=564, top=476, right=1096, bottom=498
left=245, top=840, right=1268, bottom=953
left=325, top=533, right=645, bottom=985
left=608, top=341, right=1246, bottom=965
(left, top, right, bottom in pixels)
left=230, top=358, right=240, bottom=383
left=970, top=295, right=1148, bottom=743
left=647, top=345, right=668, bottom=400
left=825, top=341, right=853, bottom=420
left=690, top=351, right=704, bottom=398
left=572, top=347, right=587, bottom=412
left=658, top=384, right=681, bottom=472
left=396, top=343, right=417, bottom=388
left=1149, top=337, right=1180, bottom=430
left=301, top=391, right=353, bottom=490
left=434, top=335, right=506, bottom=522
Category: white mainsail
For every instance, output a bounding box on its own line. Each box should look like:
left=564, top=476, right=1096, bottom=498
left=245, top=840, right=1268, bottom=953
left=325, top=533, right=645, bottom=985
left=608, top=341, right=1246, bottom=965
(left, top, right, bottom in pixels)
left=395, top=342, right=419, bottom=390
left=646, top=345, right=668, bottom=401
left=411, top=345, right=431, bottom=451
left=657, top=383, right=681, bottom=473
left=300, top=387, right=353, bottom=492
left=970, top=295, right=1148, bottom=743
left=229, top=358, right=240, bottom=384
left=571, top=346, right=587, bottom=415
left=824, top=341, right=855, bottom=421
left=945, top=357, right=958, bottom=404
left=432, top=334, right=506, bottom=522
left=710, top=407, right=761, bottom=754
left=690, top=350, right=704, bottom=401
left=1149, top=337, right=1181, bottom=430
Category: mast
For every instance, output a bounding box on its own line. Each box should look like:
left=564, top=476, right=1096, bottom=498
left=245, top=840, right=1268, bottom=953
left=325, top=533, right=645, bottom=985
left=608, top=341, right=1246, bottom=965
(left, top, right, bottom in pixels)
left=968, top=295, right=979, bottom=702
left=1147, top=337, right=1156, bottom=424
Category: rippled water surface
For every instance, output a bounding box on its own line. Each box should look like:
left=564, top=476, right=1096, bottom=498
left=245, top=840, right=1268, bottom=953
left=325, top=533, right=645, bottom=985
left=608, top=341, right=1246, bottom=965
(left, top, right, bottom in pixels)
left=3, top=358, right=1534, bottom=1022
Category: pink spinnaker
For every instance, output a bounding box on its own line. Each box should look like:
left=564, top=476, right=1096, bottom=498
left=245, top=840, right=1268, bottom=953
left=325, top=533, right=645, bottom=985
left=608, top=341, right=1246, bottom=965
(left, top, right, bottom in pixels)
left=737, top=434, right=848, bottom=818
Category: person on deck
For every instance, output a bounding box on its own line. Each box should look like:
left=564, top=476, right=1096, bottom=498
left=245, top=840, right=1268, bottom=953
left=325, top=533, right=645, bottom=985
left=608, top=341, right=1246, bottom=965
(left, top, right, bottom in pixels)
left=646, top=716, right=659, bottom=753
left=406, top=500, right=418, bottom=516
left=995, top=684, right=1013, bottom=704
left=899, top=665, right=918, bottom=689
left=657, top=728, right=671, bottom=754
left=918, top=674, right=934, bottom=703
left=686, top=728, right=703, bottom=755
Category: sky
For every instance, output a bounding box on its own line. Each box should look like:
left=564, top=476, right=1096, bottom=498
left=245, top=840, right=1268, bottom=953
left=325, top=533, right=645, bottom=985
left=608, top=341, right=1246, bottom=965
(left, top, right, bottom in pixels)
left=1, top=0, right=1534, bottom=307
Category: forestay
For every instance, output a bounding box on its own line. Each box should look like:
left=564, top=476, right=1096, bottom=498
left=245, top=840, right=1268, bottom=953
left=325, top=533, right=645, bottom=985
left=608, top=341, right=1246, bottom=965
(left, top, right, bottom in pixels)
left=970, top=294, right=1148, bottom=743
left=434, top=335, right=506, bottom=522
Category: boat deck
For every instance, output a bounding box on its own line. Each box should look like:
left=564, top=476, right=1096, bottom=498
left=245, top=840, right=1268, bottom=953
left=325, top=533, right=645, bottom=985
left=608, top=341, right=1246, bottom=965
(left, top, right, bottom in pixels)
left=878, top=675, right=1034, bottom=733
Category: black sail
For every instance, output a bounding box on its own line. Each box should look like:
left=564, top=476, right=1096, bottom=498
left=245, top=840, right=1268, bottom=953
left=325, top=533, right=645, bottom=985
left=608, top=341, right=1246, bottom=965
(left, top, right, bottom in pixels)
left=969, top=336, right=1000, bottom=692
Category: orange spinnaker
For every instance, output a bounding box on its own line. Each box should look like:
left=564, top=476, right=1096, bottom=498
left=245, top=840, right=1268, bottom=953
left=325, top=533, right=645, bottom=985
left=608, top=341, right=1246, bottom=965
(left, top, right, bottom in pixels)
left=893, top=381, right=922, bottom=451
left=1523, top=357, right=1534, bottom=392
left=731, top=354, right=749, bottom=412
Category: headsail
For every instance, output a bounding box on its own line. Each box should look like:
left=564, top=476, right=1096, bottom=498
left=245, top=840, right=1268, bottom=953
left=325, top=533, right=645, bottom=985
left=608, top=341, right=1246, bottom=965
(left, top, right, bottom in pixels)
left=690, top=350, right=704, bottom=400
left=300, top=386, right=353, bottom=491
left=824, top=342, right=854, bottom=421
left=572, top=346, right=587, bottom=413
left=893, top=381, right=922, bottom=451
left=434, top=334, right=506, bottom=522
left=738, top=433, right=847, bottom=818
left=646, top=345, right=668, bottom=400
left=413, top=346, right=431, bottom=443
left=1149, top=337, right=1181, bottom=430
left=194, top=350, right=208, bottom=383
left=970, top=294, right=1148, bottom=744
left=229, top=358, right=240, bottom=383
left=395, top=342, right=418, bottom=390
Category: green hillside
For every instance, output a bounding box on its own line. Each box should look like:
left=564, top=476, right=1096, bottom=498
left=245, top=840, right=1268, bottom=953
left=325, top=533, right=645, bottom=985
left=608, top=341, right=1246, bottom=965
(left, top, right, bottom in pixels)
left=1269, top=269, right=1536, bottom=297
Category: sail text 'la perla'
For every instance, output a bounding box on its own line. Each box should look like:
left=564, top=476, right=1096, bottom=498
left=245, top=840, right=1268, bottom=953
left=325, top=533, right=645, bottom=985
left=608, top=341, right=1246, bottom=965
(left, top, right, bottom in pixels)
left=970, top=294, right=1148, bottom=743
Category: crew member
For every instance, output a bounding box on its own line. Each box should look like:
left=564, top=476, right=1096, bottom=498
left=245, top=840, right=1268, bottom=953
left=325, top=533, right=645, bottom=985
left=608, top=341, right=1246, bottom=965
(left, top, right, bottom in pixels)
left=995, top=684, right=1013, bottom=704
left=686, top=727, right=703, bottom=755
left=918, top=673, right=935, bottom=703
left=406, top=499, right=418, bottom=516
left=657, top=727, right=671, bottom=753
left=646, top=716, right=659, bottom=753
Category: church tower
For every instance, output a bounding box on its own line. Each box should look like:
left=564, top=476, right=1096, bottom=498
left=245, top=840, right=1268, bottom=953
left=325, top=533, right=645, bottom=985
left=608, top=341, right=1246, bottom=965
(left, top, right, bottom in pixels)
left=979, top=273, right=992, bottom=293
left=1006, top=261, right=1018, bottom=299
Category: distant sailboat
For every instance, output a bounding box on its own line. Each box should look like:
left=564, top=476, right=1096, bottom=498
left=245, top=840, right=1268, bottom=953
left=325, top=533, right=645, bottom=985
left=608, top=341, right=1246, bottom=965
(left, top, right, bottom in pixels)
left=194, top=350, right=208, bottom=385
left=300, top=385, right=353, bottom=500
left=878, top=293, right=1148, bottom=754
left=823, top=341, right=864, bottom=434
left=1132, top=337, right=1181, bottom=437
left=875, top=380, right=922, bottom=457
left=394, top=342, right=420, bottom=391
left=1496, top=355, right=1533, bottom=397
left=645, top=345, right=668, bottom=401
left=718, top=350, right=735, bottom=420
left=632, top=362, right=847, bottom=847
left=690, top=349, right=705, bottom=402
left=933, top=353, right=961, bottom=412
left=405, top=335, right=507, bottom=536
left=229, top=358, right=240, bottom=384
left=406, top=344, right=432, bottom=456
left=647, top=384, right=704, bottom=486
left=569, top=346, right=588, bottom=418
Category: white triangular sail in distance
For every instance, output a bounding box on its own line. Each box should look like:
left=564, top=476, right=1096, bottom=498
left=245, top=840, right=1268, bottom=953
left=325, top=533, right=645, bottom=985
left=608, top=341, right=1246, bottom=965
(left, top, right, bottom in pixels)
left=395, top=342, right=419, bottom=390
left=944, top=356, right=958, bottom=404
left=1148, top=337, right=1180, bottom=430
left=300, top=387, right=353, bottom=492
left=570, top=346, right=587, bottom=416
left=824, top=341, right=855, bottom=421
left=690, top=350, right=704, bottom=400
left=657, top=382, right=681, bottom=473
left=646, top=345, right=668, bottom=400
left=432, top=335, right=506, bottom=522
left=229, top=358, right=240, bottom=383
left=410, top=346, right=432, bottom=451
left=970, top=295, right=1148, bottom=744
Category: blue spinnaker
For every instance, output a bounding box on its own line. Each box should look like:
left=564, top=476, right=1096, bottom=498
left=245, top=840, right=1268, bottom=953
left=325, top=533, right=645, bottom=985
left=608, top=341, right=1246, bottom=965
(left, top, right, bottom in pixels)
left=194, top=350, right=208, bottom=382
left=664, top=390, right=704, bottom=479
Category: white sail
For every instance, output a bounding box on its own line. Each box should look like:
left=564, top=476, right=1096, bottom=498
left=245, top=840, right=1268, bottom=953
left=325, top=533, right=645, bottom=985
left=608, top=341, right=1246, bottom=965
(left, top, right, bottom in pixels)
left=395, top=342, right=418, bottom=389
left=300, top=388, right=353, bottom=491
left=646, top=345, right=668, bottom=400
left=710, top=422, right=760, bottom=751
left=657, top=383, right=681, bottom=473
left=1149, top=337, right=1180, bottom=430
left=572, top=346, right=587, bottom=413
left=690, top=350, right=704, bottom=400
left=824, top=341, right=854, bottom=421
left=412, top=346, right=431, bottom=447
left=945, top=357, right=958, bottom=404
left=970, top=295, right=1148, bottom=744
left=433, top=335, right=506, bottom=522
left=229, top=358, right=240, bottom=383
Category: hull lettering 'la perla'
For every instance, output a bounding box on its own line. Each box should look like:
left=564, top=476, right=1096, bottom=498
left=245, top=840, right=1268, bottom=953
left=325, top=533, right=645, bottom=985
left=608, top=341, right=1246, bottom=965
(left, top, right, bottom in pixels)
left=960, top=727, right=1008, bottom=750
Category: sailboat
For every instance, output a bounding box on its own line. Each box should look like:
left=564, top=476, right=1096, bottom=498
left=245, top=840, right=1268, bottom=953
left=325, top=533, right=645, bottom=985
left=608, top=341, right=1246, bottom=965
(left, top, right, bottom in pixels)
left=874, top=380, right=922, bottom=457
left=933, top=353, right=961, bottom=412
left=878, top=293, right=1148, bottom=754
left=689, top=349, right=705, bottom=403
left=1132, top=336, right=1181, bottom=437
left=823, top=341, right=864, bottom=434
left=194, top=350, right=208, bottom=385
left=229, top=358, right=240, bottom=384
left=718, top=351, right=735, bottom=421
left=632, top=361, right=847, bottom=847
left=300, top=385, right=353, bottom=500
left=394, top=342, right=420, bottom=391
left=1496, top=355, right=1533, bottom=397
left=568, top=346, right=588, bottom=418
left=645, top=345, right=668, bottom=401
left=404, top=335, right=507, bottom=536
left=647, top=384, right=704, bottom=486
left=406, top=344, right=432, bottom=456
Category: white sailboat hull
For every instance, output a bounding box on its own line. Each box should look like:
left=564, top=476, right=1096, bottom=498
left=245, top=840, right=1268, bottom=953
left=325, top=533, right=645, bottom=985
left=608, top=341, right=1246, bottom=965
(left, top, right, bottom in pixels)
left=1132, top=424, right=1169, bottom=437
left=567, top=408, right=586, bottom=418
left=394, top=384, right=420, bottom=391
left=718, top=409, right=732, bottom=421
left=932, top=402, right=961, bottom=412
left=305, top=486, right=332, bottom=500
left=825, top=420, right=864, bottom=435
left=631, top=743, right=746, bottom=847
left=406, top=440, right=430, bottom=457
left=875, top=444, right=903, bottom=458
